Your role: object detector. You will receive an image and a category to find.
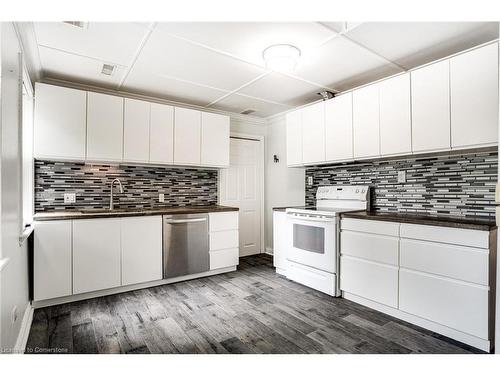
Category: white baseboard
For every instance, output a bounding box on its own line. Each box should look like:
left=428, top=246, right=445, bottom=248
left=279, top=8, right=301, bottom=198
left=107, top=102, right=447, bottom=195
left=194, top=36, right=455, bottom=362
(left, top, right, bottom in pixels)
left=265, top=246, right=273, bottom=255
left=14, top=303, right=34, bottom=354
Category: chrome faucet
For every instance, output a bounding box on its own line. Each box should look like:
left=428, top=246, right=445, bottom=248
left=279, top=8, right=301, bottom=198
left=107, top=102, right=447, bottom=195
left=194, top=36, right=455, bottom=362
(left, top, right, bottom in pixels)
left=109, top=178, right=124, bottom=210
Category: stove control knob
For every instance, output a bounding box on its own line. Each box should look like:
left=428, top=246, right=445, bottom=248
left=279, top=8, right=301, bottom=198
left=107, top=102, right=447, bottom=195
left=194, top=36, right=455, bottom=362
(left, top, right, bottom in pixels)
left=355, top=189, right=359, bottom=193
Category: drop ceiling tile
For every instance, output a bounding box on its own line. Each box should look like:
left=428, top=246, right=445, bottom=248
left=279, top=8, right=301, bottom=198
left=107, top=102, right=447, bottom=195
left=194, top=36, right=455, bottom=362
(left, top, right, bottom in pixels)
left=294, top=36, right=400, bottom=91
left=39, top=46, right=126, bottom=88
left=123, top=69, right=230, bottom=107
left=347, top=22, right=499, bottom=69
left=157, top=22, right=335, bottom=66
left=132, top=29, right=266, bottom=91
left=35, top=22, right=150, bottom=66
left=210, top=93, right=291, bottom=118
left=238, top=72, right=324, bottom=106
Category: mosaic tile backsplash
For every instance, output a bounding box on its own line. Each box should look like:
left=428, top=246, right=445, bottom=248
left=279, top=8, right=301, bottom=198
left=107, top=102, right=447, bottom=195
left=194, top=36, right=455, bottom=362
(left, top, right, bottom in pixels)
left=35, top=160, right=218, bottom=212
left=305, top=150, right=498, bottom=218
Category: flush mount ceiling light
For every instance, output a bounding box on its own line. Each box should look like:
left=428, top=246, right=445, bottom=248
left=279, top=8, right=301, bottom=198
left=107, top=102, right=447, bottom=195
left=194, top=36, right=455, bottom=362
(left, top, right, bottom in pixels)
left=262, top=44, right=301, bottom=74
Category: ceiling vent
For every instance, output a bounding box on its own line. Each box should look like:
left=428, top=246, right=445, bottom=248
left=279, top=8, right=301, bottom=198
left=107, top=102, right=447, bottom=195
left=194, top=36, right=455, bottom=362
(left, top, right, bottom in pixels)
left=240, top=109, right=256, bottom=115
left=62, top=21, right=88, bottom=29
left=101, top=64, right=115, bottom=76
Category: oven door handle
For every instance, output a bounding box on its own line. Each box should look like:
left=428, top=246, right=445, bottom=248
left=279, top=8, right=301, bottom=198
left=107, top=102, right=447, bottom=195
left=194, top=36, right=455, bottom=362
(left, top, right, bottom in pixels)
left=286, top=213, right=335, bottom=223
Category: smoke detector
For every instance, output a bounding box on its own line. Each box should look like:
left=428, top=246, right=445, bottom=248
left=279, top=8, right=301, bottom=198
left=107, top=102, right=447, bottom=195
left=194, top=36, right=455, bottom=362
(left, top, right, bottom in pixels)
left=317, top=91, right=335, bottom=101
left=101, top=64, right=115, bottom=76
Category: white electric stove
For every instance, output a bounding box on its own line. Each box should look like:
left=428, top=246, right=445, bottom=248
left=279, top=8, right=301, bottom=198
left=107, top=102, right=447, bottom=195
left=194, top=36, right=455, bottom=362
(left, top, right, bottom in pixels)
left=285, top=185, right=370, bottom=296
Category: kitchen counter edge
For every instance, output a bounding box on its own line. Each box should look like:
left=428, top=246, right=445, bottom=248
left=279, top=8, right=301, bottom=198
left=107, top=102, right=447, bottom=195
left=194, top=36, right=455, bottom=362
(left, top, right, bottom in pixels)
left=33, top=206, right=239, bottom=221
left=341, top=211, right=497, bottom=231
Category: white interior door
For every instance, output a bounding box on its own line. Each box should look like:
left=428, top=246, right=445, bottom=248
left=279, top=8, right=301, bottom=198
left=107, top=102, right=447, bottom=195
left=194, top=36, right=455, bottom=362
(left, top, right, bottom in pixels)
left=219, top=137, right=262, bottom=257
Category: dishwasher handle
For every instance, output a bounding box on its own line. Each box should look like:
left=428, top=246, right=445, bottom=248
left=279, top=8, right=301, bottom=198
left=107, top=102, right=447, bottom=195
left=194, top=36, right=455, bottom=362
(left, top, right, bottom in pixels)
left=164, top=218, right=207, bottom=224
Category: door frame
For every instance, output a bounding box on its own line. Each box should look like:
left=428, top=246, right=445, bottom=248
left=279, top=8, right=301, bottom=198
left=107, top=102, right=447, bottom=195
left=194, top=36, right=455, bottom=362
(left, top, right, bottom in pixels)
left=218, top=132, right=265, bottom=256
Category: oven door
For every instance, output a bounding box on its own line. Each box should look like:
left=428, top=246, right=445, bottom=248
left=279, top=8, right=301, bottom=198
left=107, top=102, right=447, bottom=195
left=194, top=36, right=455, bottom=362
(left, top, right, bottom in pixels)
left=286, top=213, right=337, bottom=273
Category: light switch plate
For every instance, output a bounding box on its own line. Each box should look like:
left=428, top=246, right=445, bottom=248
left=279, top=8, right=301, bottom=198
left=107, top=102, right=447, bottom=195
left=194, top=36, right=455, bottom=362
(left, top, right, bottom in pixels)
left=159, top=193, right=164, bottom=203
left=397, top=171, right=406, bottom=183
left=64, top=193, right=76, bottom=203
left=307, top=176, right=313, bottom=186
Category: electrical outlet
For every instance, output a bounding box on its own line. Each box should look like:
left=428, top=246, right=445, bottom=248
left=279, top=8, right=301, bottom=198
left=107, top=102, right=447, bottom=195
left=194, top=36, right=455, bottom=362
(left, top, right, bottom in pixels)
left=397, top=171, right=406, bottom=183
left=64, top=193, right=76, bottom=203
left=159, top=193, right=165, bottom=203
left=307, top=176, right=313, bottom=186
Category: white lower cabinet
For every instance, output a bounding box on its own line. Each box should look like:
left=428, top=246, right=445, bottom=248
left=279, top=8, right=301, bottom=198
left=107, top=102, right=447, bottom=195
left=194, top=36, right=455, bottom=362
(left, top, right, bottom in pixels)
left=272, top=211, right=289, bottom=275
left=34, top=221, right=73, bottom=301
left=340, top=218, right=493, bottom=351
left=121, top=216, right=163, bottom=286
left=73, top=219, right=122, bottom=294
left=209, top=212, right=239, bottom=270
left=399, top=268, right=489, bottom=339
left=340, top=256, right=399, bottom=308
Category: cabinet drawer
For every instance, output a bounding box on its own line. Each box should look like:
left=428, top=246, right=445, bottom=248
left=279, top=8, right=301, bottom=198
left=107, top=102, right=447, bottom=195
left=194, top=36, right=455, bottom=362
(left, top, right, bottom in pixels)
left=340, top=256, right=398, bottom=308
left=401, top=239, right=489, bottom=285
left=340, top=231, right=399, bottom=265
left=210, top=230, right=239, bottom=251
left=399, top=269, right=488, bottom=339
left=209, top=212, right=238, bottom=232
left=210, top=248, right=239, bottom=270
left=400, top=223, right=489, bottom=249
left=341, top=218, right=399, bottom=236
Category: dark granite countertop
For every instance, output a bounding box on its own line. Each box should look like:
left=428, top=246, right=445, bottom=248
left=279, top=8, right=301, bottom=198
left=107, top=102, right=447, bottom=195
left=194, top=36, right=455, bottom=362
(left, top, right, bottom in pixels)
left=33, top=205, right=239, bottom=221
left=341, top=211, right=497, bottom=231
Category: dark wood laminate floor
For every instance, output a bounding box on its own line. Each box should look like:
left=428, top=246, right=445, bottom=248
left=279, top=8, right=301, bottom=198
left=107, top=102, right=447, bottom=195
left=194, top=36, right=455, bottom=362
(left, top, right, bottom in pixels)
left=26, top=254, right=484, bottom=354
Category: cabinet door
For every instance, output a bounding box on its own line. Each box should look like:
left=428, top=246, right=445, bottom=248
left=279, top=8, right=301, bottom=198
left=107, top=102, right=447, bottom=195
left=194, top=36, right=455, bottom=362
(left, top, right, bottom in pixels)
left=286, top=110, right=302, bottom=166
left=340, top=255, right=399, bottom=308
left=325, top=93, right=353, bottom=162
left=450, top=43, right=499, bottom=148
left=87, top=92, right=124, bottom=162
left=379, top=74, right=411, bottom=155
left=302, top=101, right=325, bottom=164
left=353, top=84, right=380, bottom=158
left=149, top=103, right=174, bottom=164
left=34, top=221, right=72, bottom=301
left=272, top=211, right=289, bottom=273
left=34, top=83, right=87, bottom=160
left=123, top=98, right=150, bottom=163
left=121, top=216, right=163, bottom=286
left=411, top=60, right=451, bottom=152
left=73, top=218, right=121, bottom=294
left=399, top=269, right=488, bottom=339
left=174, top=107, right=201, bottom=165
left=201, top=112, right=230, bottom=167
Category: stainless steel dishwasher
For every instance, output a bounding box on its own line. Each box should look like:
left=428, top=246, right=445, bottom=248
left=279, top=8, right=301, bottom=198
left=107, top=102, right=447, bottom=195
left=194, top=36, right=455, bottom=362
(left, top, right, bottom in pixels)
left=163, top=213, right=209, bottom=279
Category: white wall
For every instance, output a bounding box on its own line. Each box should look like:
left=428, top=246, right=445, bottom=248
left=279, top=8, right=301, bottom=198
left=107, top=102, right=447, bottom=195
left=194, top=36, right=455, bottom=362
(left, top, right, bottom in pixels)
left=265, top=115, right=305, bottom=252
left=0, top=22, right=30, bottom=351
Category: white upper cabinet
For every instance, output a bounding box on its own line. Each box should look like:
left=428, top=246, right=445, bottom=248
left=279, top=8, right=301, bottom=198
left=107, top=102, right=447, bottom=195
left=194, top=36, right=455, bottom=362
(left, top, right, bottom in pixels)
left=34, top=83, right=87, bottom=160
left=353, top=83, right=380, bottom=158
left=174, top=107, right=201, bottom=165
left=86, top=92, right=124, bottom=162
left=149, top=103, right=174, bottom=164
left=450, top=43, right=499, bottom=148
left=286, top=109, right=303, bottom=166
left=379, top=74, right=412, bottom=156
left=302, top=101, right=326, bottom=164
left=411, top=60, right=451, bottom=152
left=201, top=112, right=230, bottom=167
left=123, top=98, right=150, bottom=163
left=325, top=93, right=353, bottom=162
